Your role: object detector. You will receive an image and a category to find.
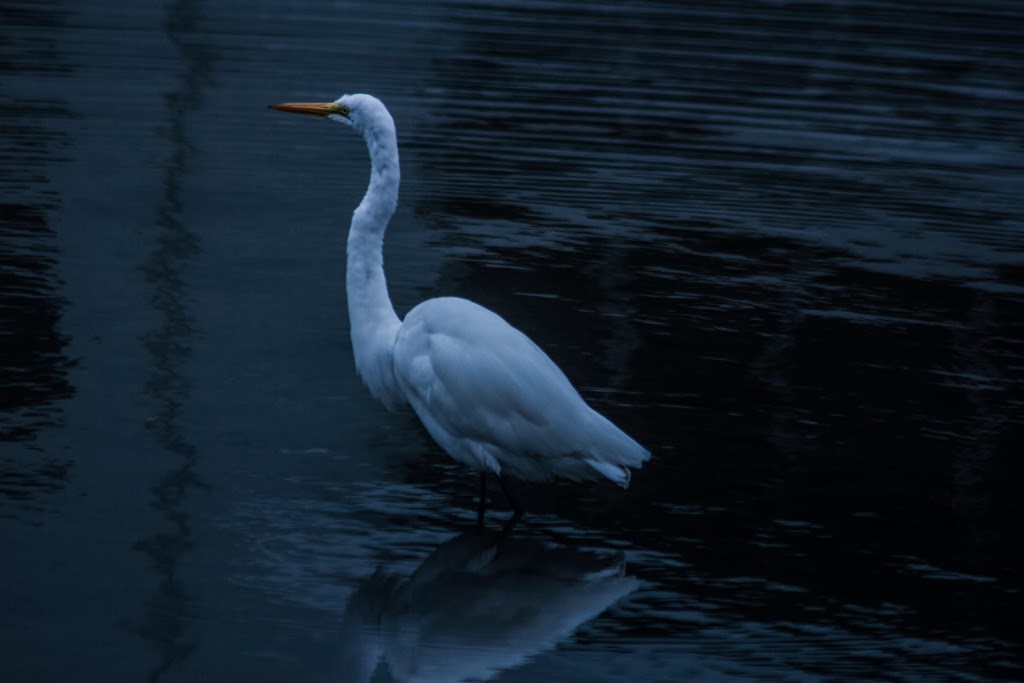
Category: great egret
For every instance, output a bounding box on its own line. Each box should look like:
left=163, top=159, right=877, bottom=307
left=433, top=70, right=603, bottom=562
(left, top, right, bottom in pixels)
left=270, top=94, right=650, bottom=519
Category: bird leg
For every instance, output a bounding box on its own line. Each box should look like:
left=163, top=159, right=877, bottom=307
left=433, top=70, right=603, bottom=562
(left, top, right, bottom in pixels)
left=476, top=471, right=488, bottom=526
left=498, top=475, right=524, bottom=525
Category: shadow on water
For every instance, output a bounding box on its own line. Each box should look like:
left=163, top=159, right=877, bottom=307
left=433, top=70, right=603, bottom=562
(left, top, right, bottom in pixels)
left=0, top=3, right=76, bottom=514
left=334, top=526, right=637, bottom=683
left=129, top=0, right=213, bottom=677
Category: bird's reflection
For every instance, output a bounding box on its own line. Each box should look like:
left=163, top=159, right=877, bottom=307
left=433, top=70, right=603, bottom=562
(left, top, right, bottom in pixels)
left=336, top=528, right=638, bottom=682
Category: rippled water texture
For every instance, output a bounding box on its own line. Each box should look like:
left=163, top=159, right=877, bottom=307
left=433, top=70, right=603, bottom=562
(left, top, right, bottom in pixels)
left=3, top=1, right=1022, bottom=681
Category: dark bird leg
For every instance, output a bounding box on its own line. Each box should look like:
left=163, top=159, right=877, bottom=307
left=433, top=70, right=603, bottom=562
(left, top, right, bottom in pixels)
left=476, top=471, right=488, bottom=526
left=498, top=474, right=524, bottom=526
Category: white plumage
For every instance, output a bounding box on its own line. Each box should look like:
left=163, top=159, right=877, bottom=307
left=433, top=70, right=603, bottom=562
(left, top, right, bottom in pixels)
left=271, top=93, right=650, bottom=511
left=396, top=297, right=648, bottom=485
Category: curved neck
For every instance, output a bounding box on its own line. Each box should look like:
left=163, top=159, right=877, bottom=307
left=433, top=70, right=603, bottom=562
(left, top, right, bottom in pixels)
left=346, top=120, right=404, bottom=408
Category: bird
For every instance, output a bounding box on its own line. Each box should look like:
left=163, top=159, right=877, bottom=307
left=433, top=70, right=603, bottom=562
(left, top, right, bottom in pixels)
left=270, top=94, right=650, bottom=521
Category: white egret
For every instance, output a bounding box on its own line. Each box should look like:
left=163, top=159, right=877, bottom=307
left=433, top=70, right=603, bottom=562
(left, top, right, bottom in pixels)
left=270, top=94, right=649, bottom=519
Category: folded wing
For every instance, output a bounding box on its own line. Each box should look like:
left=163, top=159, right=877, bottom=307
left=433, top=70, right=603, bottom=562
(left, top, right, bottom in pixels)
left=393, top=297, right=649, bottom=484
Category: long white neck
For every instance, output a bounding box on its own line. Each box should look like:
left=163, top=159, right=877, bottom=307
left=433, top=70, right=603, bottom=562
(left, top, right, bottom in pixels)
left=346, top=108, right=404, bottom=409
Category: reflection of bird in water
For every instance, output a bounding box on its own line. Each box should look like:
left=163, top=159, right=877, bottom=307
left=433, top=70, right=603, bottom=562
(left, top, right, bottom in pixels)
left=335, top=528, right=638, bottom=682
left=270, top=95, right=649, bottom=520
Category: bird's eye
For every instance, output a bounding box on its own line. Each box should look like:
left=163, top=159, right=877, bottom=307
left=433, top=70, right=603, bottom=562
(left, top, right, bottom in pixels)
left=336, top=104, right=351, bottom=117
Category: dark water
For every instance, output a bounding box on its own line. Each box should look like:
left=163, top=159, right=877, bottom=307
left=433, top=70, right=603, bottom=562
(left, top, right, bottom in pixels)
left=3, top=0, right=1022, bottom=680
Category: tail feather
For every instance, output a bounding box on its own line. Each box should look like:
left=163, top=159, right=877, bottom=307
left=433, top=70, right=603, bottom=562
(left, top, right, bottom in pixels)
left=581, top=409, right=650, bottom=487
left=585, top=459, right=632, bottom=487
left=588, top=411, right=650, bottom=460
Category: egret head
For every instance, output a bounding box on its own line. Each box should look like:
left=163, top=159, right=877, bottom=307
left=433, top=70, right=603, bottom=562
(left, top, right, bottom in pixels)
left=270, top=93, right=393, bottom=137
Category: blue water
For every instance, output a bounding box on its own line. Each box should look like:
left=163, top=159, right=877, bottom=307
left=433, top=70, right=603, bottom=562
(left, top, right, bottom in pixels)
left=3, top=1, right=1022, bottom=680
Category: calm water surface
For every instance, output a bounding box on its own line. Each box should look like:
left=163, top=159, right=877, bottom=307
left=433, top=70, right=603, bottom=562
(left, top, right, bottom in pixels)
left=3, top=1, right=1022, bottom=681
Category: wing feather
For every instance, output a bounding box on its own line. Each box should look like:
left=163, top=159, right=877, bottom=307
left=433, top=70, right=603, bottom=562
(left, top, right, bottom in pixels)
left=393, top=297, right=649, bottom=482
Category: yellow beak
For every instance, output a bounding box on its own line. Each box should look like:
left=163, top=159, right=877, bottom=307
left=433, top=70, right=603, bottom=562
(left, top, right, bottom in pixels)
left=269, top=102, right=347, bottom=118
